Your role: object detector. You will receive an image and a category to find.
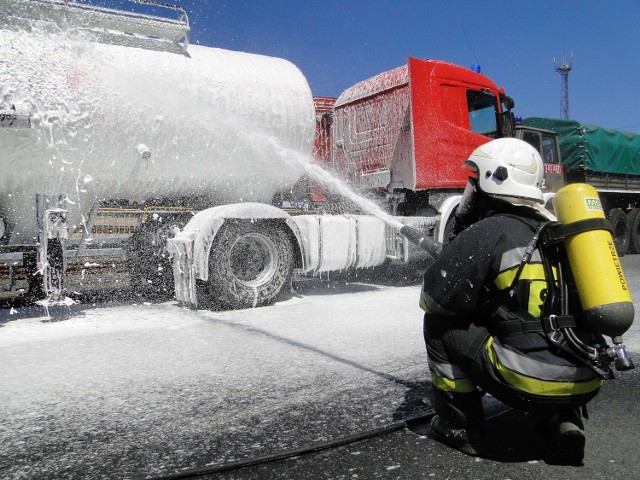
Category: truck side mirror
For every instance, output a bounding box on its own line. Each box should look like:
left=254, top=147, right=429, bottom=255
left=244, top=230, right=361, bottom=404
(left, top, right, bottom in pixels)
left=498, top=111, right=516, bottom=138
left=500, top=94, right=515, bottom=110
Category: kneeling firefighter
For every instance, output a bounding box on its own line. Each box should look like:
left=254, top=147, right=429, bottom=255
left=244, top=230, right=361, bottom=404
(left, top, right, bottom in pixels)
left=419, top=138, right=634, bottom=462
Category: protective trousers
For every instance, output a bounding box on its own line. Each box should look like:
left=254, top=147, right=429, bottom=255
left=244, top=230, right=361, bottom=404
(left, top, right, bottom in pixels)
left=423, top=313, right=600, bottom=417
left=423, top=313, right=489, bottom=433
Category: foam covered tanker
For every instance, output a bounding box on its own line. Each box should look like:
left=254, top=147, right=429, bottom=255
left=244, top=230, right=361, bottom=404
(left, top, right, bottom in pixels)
left=0, top=1, right=522, bottom=310
left=0, top=6, right=315, bottom=241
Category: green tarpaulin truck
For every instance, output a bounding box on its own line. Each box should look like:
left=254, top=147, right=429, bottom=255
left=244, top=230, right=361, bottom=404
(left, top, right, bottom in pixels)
left=518, top=117, right=640, bottom=255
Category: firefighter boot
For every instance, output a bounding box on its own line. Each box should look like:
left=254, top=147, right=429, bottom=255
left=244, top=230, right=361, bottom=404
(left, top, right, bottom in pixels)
left=536, top=408, right=585, bottom=464
left=430, top=388, right=486, bottom=456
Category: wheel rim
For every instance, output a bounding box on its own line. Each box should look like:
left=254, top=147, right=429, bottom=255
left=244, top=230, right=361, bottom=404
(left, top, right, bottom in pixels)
left=228, top=232, right=278, bottom=287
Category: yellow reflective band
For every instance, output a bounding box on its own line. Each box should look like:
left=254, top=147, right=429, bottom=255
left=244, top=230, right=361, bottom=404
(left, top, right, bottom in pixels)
left=494, top=263, right=547, bottom=290
left=527, top=280, right=547, bottom=317
left=430, top=371, right=476, bottom=393
left=419, top=289, right=428, bottom=312
left=486, top=338, right=603, bottom=396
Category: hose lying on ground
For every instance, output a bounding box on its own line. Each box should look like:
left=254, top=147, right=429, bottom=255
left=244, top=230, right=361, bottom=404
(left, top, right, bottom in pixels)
left=146, top=411, right=435, bottom=479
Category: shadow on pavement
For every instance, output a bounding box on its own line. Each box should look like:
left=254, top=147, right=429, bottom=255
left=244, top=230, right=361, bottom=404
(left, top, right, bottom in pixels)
left=408, top=406, right=586, bottom=466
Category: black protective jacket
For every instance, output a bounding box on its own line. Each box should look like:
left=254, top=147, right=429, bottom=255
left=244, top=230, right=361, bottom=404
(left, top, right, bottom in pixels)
left=421, top=209, right=603, bottom=399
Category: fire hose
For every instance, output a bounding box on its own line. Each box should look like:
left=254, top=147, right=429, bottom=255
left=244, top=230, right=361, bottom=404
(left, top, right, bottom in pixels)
left=399, top=225, right=442, bottom=260
left=146, top=412, right=435, bottom=479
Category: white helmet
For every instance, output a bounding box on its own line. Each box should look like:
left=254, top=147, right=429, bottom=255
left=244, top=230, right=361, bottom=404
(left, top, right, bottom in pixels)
left=464, top=138, right=545, bottom=204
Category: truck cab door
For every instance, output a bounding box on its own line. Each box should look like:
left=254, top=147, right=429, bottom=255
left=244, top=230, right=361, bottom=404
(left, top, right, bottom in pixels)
left=517, top=127, right=565, bottom=194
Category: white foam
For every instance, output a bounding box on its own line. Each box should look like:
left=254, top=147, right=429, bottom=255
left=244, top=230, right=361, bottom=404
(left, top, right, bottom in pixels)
left=0, top=26, right=315, bottom=239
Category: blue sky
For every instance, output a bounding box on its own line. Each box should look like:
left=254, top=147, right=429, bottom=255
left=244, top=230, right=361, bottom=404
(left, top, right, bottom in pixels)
left=96, top=1, right=640, bottom=133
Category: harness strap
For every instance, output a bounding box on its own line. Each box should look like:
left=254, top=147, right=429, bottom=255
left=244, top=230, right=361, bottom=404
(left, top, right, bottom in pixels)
left=499, top=315, right=576, bottom=337
left=543, top=314, right=577, bottom=333
left=545, top=218, right=612, bottom=244
left=464, top=329, right=491, bottom=361
left=506, top=218, right=555, bottom=292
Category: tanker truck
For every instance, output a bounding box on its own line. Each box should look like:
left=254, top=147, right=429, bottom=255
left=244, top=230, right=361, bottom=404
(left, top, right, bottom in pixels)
left=0, top=0, right=317, bottom=307
left=516, top=118, right=640, bottom=255
left=0, top=0, right=520, bottom=310
left=167, top=55, right=522, bottom=310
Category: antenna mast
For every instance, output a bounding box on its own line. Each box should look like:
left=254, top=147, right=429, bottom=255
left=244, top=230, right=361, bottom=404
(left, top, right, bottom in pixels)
left=554, top=52, right=573, bottom=119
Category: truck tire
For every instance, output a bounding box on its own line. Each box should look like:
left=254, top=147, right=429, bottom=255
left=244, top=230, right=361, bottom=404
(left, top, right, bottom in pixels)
left=608, top=208, right=630, bottom=256
left=200, top=220, right=294, bottom=310
left=626, top=209, right=640, bottom=254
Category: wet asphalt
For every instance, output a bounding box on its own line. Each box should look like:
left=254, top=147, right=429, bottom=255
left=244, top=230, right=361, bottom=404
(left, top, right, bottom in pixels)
left=2, top=258, right=640, bottom=480
left=176, top=355, right=640, bottom=480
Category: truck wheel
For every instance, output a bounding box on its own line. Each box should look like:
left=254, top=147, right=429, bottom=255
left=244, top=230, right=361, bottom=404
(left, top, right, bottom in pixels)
left=200, top=220, right=294, bottom=310
left=608, top=208, right=630, bottom=256
left=626, top=209, right=640, bottom=254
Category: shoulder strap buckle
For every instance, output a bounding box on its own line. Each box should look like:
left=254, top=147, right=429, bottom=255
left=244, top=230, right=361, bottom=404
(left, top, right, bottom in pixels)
left=543, top=314, right=576, bottom=332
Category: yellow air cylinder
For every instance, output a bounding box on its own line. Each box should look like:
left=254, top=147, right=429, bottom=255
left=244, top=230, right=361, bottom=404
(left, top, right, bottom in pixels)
left=552, top=183, right=634, bottom=338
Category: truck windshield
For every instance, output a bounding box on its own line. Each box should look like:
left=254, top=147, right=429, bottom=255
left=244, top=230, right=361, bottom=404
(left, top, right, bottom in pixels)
left=467, top=90, right=498, bottom=138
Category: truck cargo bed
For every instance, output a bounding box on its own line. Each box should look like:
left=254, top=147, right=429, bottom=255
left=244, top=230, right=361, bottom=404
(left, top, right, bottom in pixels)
left=523, top=118, right=640, bottom=177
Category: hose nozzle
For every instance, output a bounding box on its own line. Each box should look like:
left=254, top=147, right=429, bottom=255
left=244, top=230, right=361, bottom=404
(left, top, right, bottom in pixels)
left=399, top=226, right=442, bottom=259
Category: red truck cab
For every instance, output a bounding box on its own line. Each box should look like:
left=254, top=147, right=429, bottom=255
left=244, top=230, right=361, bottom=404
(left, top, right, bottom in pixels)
left=320, top=58, right=514, bottom=200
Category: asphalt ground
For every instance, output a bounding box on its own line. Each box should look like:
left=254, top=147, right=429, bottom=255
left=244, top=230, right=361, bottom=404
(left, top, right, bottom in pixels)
left=190, top=354, right=640, bottom=480
left=2, top=258, right=639, bottom=480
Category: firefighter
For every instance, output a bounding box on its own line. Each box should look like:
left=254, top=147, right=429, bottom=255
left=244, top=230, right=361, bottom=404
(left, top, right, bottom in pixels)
left=420, top=138, right=603, bottom=462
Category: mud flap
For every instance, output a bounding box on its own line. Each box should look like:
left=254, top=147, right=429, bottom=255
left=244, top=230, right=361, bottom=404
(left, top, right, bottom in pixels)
left=167, top=233, right=198, bottom=308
